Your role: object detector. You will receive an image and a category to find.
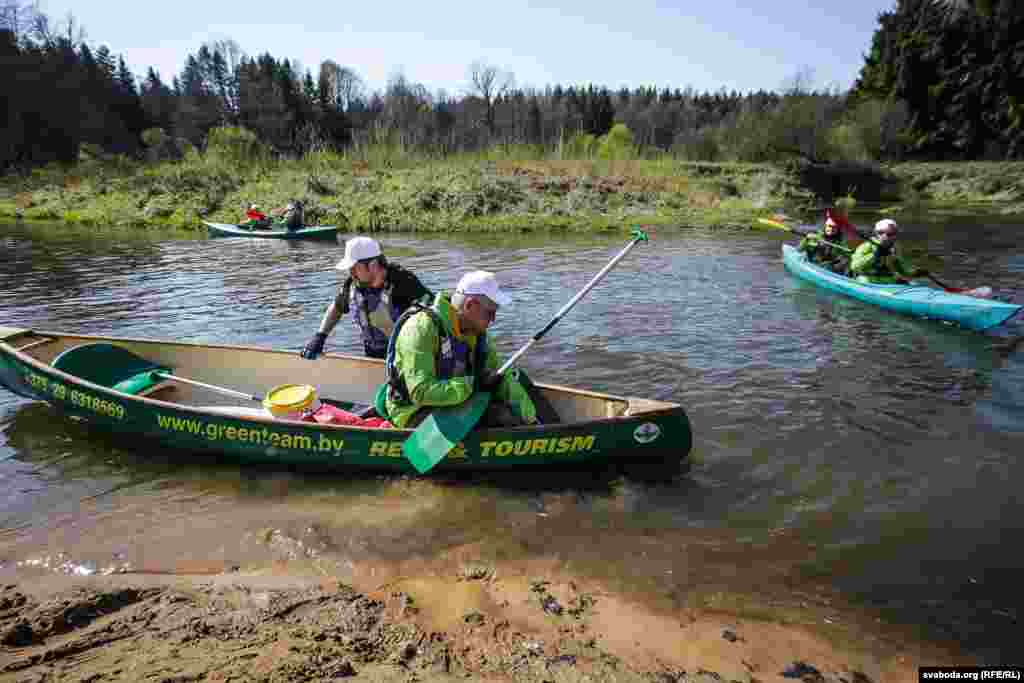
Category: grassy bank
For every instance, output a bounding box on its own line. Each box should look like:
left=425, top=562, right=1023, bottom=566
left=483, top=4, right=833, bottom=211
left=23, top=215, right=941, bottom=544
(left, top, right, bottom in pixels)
left=881, top=161, right=1024, bottom=216
left=0, top=149, right=808, bottom=233
left=1, top=151, right=1023, bottom=233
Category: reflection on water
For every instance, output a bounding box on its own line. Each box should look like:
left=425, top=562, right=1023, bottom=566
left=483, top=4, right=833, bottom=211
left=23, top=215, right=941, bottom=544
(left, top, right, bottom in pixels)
left=2, top=219, right=1024, bottom=659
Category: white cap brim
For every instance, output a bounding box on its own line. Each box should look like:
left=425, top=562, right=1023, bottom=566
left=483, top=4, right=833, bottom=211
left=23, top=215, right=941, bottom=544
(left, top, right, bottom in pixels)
left=491, top=289, right=512, bottom=306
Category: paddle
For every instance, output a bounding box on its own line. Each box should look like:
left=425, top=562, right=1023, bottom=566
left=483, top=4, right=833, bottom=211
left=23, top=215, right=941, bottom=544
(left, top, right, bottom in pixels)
left=401, top=228, right=651, bottom=475
left=919, top=272, right=991, bottom=298
left=758, top=219, right=855, bottom=254
left=756, top=217, right=816, bottom=236
left=151, top=372, right=263, bottom=401
left=152, top=371, right=368, bottom=412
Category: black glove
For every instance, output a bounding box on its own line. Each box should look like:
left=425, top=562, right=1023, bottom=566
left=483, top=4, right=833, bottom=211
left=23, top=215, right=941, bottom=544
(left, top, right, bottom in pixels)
left=301, top=332, right=327, bottom=359
left=477, top=371, right=504, bottom=392
left=917, top=269, right=930, bottom=277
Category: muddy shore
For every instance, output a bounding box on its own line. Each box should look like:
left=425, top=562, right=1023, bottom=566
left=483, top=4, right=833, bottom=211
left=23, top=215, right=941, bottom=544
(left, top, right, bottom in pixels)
left=1, top=552, right=973, bottom=683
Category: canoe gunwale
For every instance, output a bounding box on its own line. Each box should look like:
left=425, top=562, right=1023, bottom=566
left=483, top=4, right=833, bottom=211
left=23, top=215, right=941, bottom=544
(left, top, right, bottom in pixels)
left=4, top=340, right=682, bottom=429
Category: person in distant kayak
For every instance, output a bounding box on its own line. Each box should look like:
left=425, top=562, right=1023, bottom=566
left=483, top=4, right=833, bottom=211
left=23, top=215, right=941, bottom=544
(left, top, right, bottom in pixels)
left=850, top=219, right=929, bottom=284
left=301, top=237, right=434, bottom=360
left=282, top=199, right=304, bottom=231
left=824, top=206, right=866, bottom=244
left=378, top=270, right=538, bottom=429
left=798, top=217, right=849, bottom=274
left=243, top=204, right=270, bottom=229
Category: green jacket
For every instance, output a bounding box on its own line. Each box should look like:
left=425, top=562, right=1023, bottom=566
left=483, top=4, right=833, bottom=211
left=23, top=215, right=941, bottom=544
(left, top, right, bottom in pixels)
left=850, top=241, right=921, bottom=284
left=798, top=231, right=848, bottom=269
left=384, top=292, right=537, bottom=428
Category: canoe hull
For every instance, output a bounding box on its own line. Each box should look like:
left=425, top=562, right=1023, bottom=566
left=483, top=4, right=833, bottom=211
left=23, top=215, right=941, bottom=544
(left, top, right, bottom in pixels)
left=782, top=245, right=1021, bottom=331
left=204, top=221, right=339, bottom=241
left=0, top=330, right=691, bottom=473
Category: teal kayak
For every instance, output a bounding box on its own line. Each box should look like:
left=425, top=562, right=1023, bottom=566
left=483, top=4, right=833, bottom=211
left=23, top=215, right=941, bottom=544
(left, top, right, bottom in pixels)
left=204, top=221, right=339, bottom=241
left=782, top=245, right=1021, bottom=331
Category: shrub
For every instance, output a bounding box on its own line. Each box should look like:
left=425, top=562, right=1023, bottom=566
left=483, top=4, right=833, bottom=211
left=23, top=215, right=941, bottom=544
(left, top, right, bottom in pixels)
left=563, top=132, right=598, bottom=159
left=205, top=127, right=271, bottom=164
left=142, top=128, right=189, bottom=162
left=141, top=128, right=167, bottom=148
left=597, top=124, right=636, bottom=160
left=672, top=128, right=721, bottom=161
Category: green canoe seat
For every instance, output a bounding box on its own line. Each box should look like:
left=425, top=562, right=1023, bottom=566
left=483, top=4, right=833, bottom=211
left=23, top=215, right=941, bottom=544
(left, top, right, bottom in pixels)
left=51, top=343, right=171, bottom=396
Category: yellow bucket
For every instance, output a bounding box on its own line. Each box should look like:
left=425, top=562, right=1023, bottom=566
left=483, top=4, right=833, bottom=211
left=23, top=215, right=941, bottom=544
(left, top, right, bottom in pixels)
left=263, top=384, right=320, bottom=420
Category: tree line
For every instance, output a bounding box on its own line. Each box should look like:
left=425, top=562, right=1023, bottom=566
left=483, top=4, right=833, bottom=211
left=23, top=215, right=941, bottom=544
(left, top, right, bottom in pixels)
left=852, top=0, right=1024, bottom=159
left=2, top=0, right=1023, bottom=172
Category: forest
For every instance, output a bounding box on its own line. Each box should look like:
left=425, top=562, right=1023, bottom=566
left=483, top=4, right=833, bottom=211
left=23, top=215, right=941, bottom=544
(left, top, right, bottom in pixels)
left=1, top=0, right=1022, bottom=171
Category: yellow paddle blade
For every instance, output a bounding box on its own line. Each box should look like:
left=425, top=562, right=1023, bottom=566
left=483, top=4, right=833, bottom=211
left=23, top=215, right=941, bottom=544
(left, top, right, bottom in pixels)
left=756, top=218, right=793, bottom=232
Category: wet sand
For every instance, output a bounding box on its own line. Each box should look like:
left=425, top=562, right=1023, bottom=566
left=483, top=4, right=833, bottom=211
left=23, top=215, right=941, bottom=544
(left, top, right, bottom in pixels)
left=0, top=545, right=974, bottom=683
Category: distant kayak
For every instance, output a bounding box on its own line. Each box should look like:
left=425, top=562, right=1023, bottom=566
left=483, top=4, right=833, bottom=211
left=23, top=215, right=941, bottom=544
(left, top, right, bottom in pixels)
left=782, top=245, right=1021, bottom=331
left=204, top=221, right=339, bottom=241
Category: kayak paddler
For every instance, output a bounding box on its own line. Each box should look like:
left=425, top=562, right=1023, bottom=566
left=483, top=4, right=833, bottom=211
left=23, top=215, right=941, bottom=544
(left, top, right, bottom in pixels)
left=798, top=216, right=850, bottom=274
left=849, top=219, right=929, bottom=284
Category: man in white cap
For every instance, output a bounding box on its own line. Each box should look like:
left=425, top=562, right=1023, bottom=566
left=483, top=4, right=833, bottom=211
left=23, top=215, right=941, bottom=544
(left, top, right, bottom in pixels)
left=301, top=236, right=433, bottom=359
left=850, top=219, right=928, bottom=284
left=377, top=270, right=538, bottom=429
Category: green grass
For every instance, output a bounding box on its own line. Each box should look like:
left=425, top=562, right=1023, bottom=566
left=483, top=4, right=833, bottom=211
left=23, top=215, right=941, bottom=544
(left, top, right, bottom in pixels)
left=4, top=150, right=1022, bottom=232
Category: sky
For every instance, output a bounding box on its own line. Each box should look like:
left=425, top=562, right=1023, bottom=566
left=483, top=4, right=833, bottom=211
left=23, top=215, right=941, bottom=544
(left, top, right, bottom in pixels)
left=35, top=0, right=895, bottom=95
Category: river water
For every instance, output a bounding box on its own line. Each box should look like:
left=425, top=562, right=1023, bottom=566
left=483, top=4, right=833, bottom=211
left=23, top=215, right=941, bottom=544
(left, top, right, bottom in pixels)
left=2, top=219, right=1022, bottom=661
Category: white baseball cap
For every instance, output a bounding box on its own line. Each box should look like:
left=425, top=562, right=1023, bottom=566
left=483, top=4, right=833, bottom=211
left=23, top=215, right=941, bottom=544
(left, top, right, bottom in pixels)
left=456, top=270, right=511, bottom=307
left=874, top=218, right=899, bottom=233
left=336, top=236, right=382, bottom=271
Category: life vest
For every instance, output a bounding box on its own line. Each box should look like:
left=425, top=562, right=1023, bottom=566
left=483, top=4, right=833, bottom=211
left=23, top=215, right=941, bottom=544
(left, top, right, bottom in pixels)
left=383, top=303, right=488, bottom=407
left=863, top=243, right=900, bottom=277
left=348, top=281, right=405, bottom=357
left=807, top=233, right=845, bottom=263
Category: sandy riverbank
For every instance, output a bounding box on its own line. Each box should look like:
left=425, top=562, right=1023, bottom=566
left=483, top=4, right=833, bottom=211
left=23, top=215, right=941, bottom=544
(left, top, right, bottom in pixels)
left=1, top=548, right=974, bottom=683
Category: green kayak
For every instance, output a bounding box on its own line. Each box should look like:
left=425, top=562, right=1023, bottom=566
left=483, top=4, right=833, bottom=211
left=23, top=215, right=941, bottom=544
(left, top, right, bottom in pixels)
left=204, top=221, right=339, bottom=241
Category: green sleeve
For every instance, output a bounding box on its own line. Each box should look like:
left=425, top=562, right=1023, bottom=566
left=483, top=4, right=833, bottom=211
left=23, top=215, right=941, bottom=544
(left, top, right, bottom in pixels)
left=483, top=342, right=537, bottom=424
left=395, top=315, right=473, bottom=407
left=849, top=242, right=877, bottom=275
left=798, top=235, right=813, bottom=253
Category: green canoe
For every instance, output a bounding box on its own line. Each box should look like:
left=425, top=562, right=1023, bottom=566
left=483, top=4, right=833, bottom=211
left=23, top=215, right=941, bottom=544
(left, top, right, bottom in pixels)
left=0, top=328, right=692, bottom=474
left=204, top=221, right=339, bottom=241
